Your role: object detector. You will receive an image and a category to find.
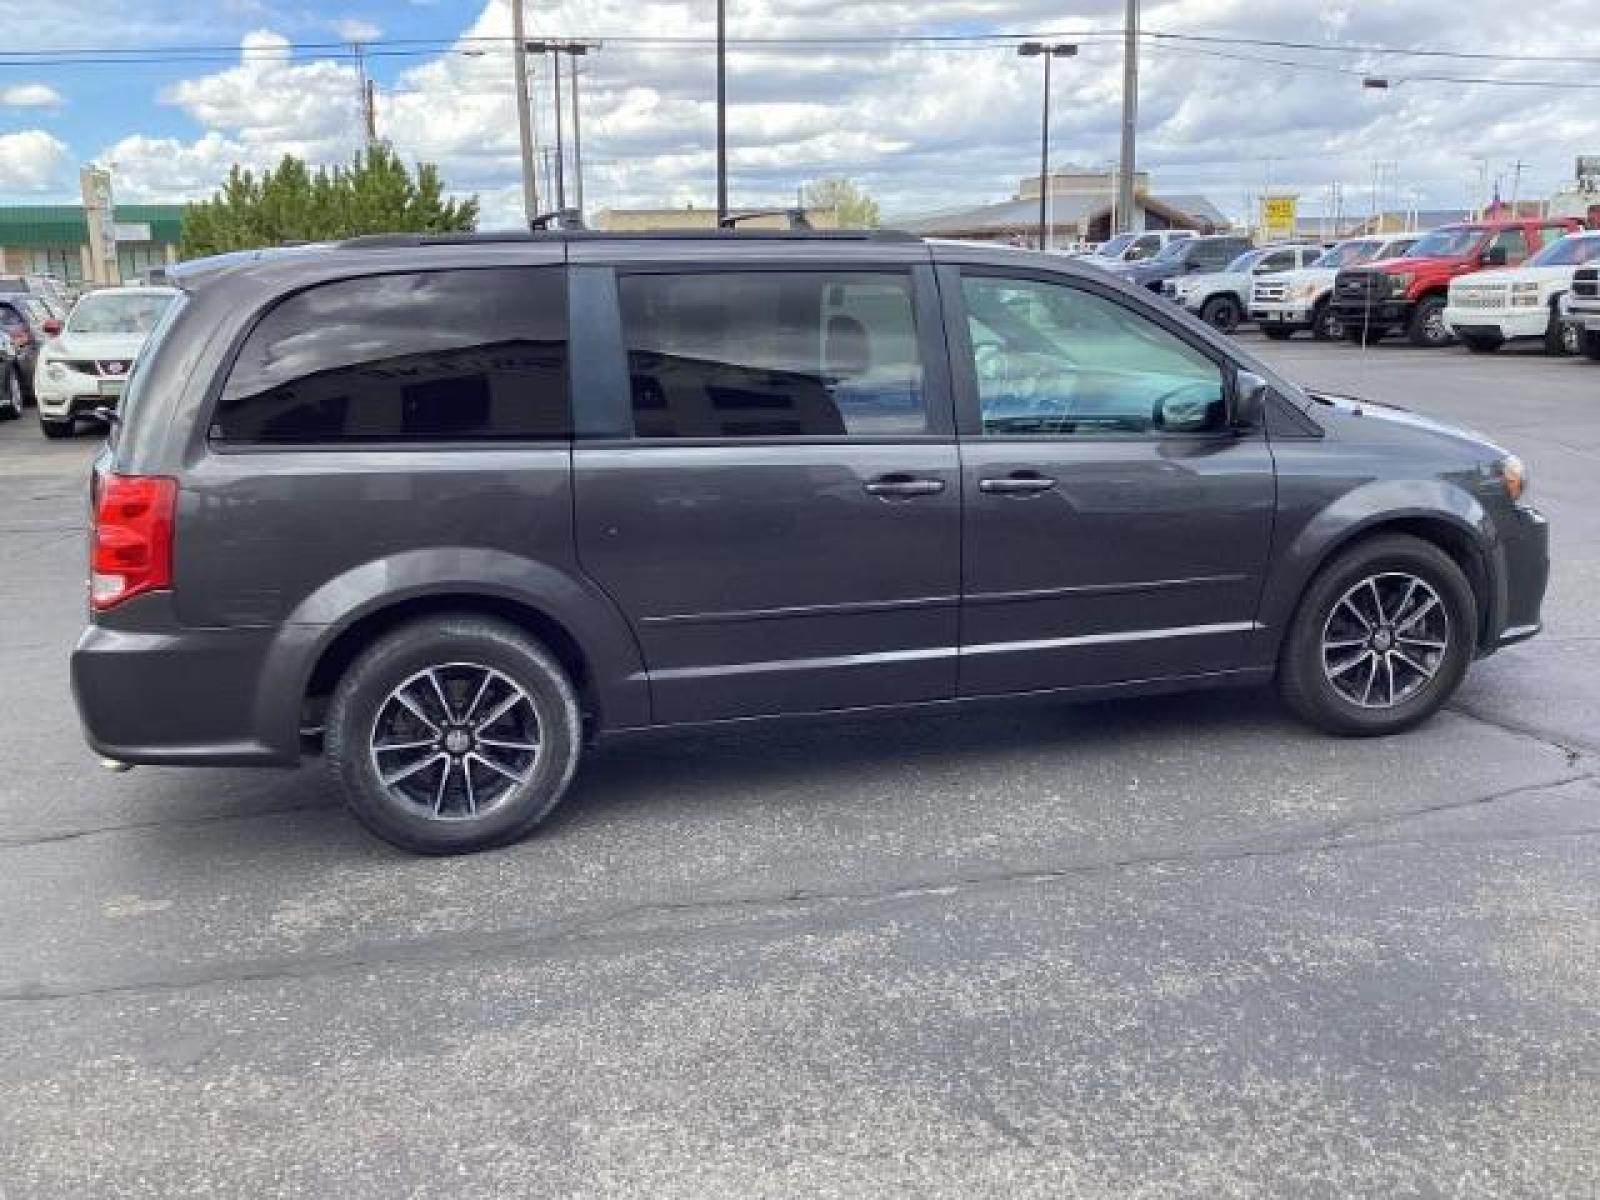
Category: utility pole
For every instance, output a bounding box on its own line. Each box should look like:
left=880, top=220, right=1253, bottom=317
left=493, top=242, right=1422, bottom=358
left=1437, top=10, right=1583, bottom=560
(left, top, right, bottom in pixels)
left=1116, top=0, right=1139, bottom=234
left=510, top=0, right=539, bottom=225
left=551, top=51, right=566, bottom=209
left=1508, top=159, right=1527, bottom=214
left=570, top=57, right=585, bottom=214
left=716, top=0, right=728, bottom=223
left=1470, top=155, right=1489, bottom=220
left=350, top=43, right=377, bottom=145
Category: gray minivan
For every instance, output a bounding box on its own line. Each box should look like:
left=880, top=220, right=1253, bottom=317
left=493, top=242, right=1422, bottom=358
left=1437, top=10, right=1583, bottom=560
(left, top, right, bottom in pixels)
left=73, top=231, right=1548, bottom=853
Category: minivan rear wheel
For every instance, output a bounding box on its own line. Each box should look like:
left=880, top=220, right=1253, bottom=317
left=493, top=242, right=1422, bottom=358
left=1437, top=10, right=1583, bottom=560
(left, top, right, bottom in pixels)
left=325, top=616, right=582, bottom=854
left=1278, top=534, right=1476, bottom=736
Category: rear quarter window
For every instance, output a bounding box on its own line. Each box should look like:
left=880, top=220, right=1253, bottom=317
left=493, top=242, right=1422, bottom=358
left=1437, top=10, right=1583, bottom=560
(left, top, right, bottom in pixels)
left=211, top=268, right=568, bottom=444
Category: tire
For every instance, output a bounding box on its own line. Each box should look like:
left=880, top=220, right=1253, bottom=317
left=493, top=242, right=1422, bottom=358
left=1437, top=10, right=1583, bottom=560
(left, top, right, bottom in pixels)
left=1544, top=308, right=1577, bottom=356
left=1461, top=334, right=1504, bottom=354
left=1199, top=295, right=1242, bottom=334
left=1311, top=301, right=1342, bottom=342
left=1261, top=324, right=1293, bottom=341
left=1278, top=533, right=1476, bottom=737
left=1407, top=295, right=1454, bottom=347
left=39, top=416, right=73, bottom=438
left=324, top=615, right=583, bottom=854
left=0, top=365, right=20, bottom=420
left=1584, top=329, right=1600, bottom=362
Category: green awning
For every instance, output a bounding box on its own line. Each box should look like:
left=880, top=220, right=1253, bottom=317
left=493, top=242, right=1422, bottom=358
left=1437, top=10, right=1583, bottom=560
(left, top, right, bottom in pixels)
left=0, top=204, right=185, bottom=247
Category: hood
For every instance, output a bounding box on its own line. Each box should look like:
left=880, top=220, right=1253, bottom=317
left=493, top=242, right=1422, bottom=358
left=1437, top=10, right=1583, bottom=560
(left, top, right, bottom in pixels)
left=1354, top=255, right=1460, bottom=276
left=1267, top=267, right=1338, bottom=287
left=1306, top=390, right=1504, bottom=457
left=41, top=331, right=151, bottom=364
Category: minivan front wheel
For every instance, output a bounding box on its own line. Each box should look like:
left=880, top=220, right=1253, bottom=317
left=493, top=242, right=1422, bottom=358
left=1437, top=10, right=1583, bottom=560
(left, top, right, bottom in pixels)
left=1278, top=534, right=1475, bottom=736
left=325, top=616, right=582, bottom=854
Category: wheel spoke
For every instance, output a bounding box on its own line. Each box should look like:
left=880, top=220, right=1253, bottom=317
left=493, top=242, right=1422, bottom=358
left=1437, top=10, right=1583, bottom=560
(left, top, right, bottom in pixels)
left=433, top=756, right=453, bottom=815
left=382, top=751, right=446, bottom=788
left=461, top=668, right=496, bottom=725
left=1393, top=650, right=1437, bottom=681
left=468, top=750, right=529, bottom=785
left=393, top=690, right=440, bottom=735
left=425, top=669, right=456, bottom=724
left=1338, top=596, right=1373, bottom=631
left=461, top=757, right=478, bottom=816
left=1365, top=577, right=1388, bottom=625
left=476, top=734, right=539, bottom=751
left=1383, top=655, right=1397, bottom=706
left=1396, top=596, right=1439, bottom=633
left=1324, top=636, right=1368, bottom=651
left=1328, top=650, right=1373, bottom=679
left=474, top=689, right=525, bottom=731
left=1392, top=578, right=1421, bottom=626
left=1397, top=635, right=1445, bottom=651
left=373, top=736, right=437, bottom=754
left=1360, top=655, right=1380, bottom=705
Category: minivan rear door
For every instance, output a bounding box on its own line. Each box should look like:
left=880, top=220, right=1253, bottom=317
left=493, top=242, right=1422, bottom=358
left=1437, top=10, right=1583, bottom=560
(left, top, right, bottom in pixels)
left=569, top=249, right=961, bottom=725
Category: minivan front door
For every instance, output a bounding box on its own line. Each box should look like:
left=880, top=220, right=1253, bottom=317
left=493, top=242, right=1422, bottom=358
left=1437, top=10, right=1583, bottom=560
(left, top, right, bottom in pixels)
left=946, top=267, right=1276, bottom=697
left=571, top=262, right=961, bottom=724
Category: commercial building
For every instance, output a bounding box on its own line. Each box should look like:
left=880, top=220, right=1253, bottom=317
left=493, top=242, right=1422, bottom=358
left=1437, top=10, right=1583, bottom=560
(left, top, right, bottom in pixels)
left=593, top=206, right=840, bottom=232
left=0, top=204, right=184, bottom=285
left=894, top=170, right=1230, bottom=248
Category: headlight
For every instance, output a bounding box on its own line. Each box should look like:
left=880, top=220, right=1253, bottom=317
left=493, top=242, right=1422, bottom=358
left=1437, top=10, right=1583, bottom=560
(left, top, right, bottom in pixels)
left=1291, top=282, right=1320, bottom=301
left=45, top=360, right=66, bottom=381
left=1387, top=273, right=1413, bottom=296
left=1497, top=455, right=1527, bottom=503
left=1510, top=282, right=1542, bottom=308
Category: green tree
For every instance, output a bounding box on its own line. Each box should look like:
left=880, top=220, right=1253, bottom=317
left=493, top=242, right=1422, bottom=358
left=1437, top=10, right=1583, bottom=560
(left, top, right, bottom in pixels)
left=179, top=145, right=478, bottom=257
left=803, top=177, right=881, bottom=229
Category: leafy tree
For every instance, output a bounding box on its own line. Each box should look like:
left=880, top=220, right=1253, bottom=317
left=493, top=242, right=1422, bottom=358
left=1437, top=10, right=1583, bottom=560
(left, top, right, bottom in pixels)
left=803, top=177, right=881, bottom=229
left=179, top=145, right=478, bottom=257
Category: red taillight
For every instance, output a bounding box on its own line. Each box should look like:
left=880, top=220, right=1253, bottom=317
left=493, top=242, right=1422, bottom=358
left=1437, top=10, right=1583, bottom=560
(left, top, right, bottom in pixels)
left=90, top=474, right=176, bottom=611
left=7, top=328, right=27, bottom=347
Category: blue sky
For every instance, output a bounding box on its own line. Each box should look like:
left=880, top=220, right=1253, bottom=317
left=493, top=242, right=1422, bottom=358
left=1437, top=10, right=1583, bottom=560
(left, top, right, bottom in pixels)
left=4, top=1, right=1600, bottom=229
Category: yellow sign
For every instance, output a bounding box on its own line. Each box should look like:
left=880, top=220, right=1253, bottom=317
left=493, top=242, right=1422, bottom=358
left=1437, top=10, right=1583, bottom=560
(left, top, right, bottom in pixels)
left=1261, top=195, right=1297, bottom=240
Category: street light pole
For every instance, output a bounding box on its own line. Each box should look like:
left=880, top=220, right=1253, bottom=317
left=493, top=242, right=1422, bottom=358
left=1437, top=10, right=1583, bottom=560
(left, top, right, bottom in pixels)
left=509, top=0, right=539, bottom=225
left=551, top=50, right=566, bottom=210
left=570, top=57, right=585, bottom=214
left=1018, top=42, right=1077, bottom=252
left=716, top=0, right=728, bottom=223
left=1116, top=0, right=1139, bottom=235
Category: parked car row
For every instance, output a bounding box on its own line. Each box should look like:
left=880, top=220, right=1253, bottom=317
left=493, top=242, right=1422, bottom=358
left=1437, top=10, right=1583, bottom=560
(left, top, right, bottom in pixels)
left=0, top=283, right=181, bottom=437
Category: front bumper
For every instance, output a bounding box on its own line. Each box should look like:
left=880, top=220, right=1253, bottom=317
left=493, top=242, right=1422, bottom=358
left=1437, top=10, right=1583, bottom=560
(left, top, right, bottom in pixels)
left=1572, top=310, right=1600, bottom=332
left=1487, top=504, right=1549, bottom=653
left=1250, top=303, right=1313, bottom=326
left=36, top=373, right=127, bottom=419
left=1443, top=308, right=1548, bottom=340
left=1330, top=299, right=1413, bottom=330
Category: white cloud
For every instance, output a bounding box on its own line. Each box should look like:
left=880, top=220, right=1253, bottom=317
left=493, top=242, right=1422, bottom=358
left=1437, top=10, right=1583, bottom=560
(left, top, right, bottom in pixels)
left=0, top=130, right=71, bottom=192
left=331, top=18, right=382, bottom=43
left=80, top=0, right=1600, bottom=227
left=1, top=84, right=64, bottom=109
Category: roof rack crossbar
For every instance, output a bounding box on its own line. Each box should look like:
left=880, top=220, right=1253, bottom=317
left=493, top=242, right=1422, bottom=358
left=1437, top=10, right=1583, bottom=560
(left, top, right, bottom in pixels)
left=338, top=229, right=920, bottom=247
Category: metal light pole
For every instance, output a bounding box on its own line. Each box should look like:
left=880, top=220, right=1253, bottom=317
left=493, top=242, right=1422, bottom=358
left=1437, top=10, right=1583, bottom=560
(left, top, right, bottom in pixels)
left=716, top=0, right=728, bottom=223
left=509, top=0, right=539, bottom=225
left=1116, top=0, right=1139, bottom=235
left=550, top=50, right=566, bottom=209
left=570, top=57, right=586, bottom=214
left=1017, top=42, right=1078, bottom=252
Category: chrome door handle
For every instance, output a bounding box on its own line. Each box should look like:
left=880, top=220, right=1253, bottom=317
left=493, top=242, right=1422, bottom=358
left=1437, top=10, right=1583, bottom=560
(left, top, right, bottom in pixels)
left=864, top=477, right=946, bottom=498
left=979, top=476, right=1056, bottom=495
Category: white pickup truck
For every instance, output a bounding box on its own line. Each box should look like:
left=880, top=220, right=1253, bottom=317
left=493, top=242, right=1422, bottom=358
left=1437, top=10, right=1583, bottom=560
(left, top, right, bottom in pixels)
left=1163, top=243, right=1322, bottom=333
left=1446, top=230, right=1600, bottom=355
left=1250, top=234, right=1420, bottom=341
left=1567, top=263, right=1600, bottom=361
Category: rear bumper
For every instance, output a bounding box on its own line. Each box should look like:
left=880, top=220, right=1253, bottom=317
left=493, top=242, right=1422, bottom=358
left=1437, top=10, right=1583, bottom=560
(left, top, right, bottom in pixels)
left=71, top=606, right=315, bottom=766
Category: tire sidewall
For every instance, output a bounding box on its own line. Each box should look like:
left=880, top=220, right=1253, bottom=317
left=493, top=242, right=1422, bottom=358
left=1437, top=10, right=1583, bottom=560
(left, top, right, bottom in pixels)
left=326, top=619, right=582, bottom=854
left=1202, top=295, right=1240, bottom=333
left=1409, top=296, right=1452, bottom=347
left=1283, top=536, right=1477, bottom=736
left=1312, top=301, right=1341, bottom=342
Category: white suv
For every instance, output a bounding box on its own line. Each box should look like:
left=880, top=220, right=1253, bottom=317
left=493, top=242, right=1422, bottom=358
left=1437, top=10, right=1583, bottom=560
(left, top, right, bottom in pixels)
left=1444, top=231, right=1600, bottom=355
left=1080, top=229, right=1196, bottom=267
left=1251, top=234, right=1420, bottom=341
left=34, top=285, right=179, bottom=438
left=1164, top=244, right=1322, bottom=333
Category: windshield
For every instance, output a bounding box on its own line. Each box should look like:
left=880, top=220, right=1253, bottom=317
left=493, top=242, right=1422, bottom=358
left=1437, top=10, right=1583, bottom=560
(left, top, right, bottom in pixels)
left=66, top=291, right=175, bottom=336
left=1313, top=241, right=1380, bottom=269
left=1153, top=239, right=1192, bottom=262
left=1224, top=249, right=1264, bottom=273
left=1527, top=235, right=1600, bottom=267
left=1094, top=234, right=1136, bottom=258
left=1408, top=227, right=1483, bottom=258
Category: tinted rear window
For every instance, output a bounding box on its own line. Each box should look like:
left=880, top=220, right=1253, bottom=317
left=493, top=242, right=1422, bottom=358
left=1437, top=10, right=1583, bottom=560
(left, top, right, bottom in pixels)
left=212, top=268, right=568, bottom=444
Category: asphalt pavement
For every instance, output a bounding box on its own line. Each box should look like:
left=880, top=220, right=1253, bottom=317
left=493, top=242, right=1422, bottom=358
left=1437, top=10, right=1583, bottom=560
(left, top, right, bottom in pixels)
left=1, top=335, right=1597, bottom=1198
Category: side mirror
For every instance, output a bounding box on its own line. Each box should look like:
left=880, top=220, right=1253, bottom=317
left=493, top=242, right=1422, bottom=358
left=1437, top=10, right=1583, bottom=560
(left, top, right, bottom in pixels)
left=1231, top=370, right=1268, bottom=430
left=41, top=318, right=62, bottom=337
left=1482, top=246, right=1508, bottom=267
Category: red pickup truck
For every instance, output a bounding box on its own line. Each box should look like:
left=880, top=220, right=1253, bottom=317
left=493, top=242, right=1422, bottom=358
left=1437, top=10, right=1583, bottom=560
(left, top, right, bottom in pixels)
left=1330, top=218, right=1584, bottom=346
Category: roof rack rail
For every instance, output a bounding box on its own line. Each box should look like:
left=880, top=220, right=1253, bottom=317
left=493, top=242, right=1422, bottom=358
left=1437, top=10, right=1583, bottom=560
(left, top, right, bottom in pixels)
left=719, top=207, right=813, bottom=231
left=529, top=207, right=587, bottom=231
left=338, top=228, right=922, bottom=248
